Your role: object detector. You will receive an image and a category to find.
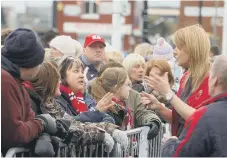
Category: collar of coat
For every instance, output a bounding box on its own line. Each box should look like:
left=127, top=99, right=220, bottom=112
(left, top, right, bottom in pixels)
left=197, top=92, right=227, bottom=109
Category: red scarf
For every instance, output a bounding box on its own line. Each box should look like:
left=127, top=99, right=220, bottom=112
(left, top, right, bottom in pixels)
left=60, top=84, right=88, bottom=114
left=112, top=98, right=133, bottom=130
left=172, top=72, right=210, bottom=136
left=23, top=81, right=34, bottom=90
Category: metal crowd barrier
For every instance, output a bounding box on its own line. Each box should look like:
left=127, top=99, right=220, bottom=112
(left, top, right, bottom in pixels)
left=56, top=143, right=110, bottom=157
left=114, top=124, right=167, bottom=157
left=4, top=124, right=168, bottom=157
left=4, top=147, right=30, bottom=157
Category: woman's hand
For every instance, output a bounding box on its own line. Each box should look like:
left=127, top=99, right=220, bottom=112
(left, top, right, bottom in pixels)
left=96, top=92, right=115, bottom=112
left=140, top=92, right=165, bottom=112
left=144, top=72, right=171, bottom=96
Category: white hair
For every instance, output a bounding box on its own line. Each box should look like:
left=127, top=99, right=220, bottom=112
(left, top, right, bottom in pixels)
left=211, top=55, right=227, bottom=89
left=122, top=53, right=146, bottom=75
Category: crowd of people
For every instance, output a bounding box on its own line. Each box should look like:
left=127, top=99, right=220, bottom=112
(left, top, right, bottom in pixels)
left=1, top=24, right=227, bottom=157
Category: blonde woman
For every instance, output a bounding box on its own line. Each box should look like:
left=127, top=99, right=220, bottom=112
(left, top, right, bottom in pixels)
left=122, top=53, right=146, bottom=93
left=134, top=43, right=153, bottom=62
left=143, top=24, right=211, bottom=137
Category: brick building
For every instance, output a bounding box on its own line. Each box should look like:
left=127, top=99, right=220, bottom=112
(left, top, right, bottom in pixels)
left=55, top=0, right=142, bottom=51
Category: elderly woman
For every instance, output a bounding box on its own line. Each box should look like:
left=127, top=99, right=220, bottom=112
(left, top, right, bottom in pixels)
left=122, top=53, right=147, bottom=93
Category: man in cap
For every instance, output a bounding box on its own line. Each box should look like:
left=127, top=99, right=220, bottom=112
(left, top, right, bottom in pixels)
left=80, top=34, right=106, bottom=82
left=1, top=28, right=57, bottom=154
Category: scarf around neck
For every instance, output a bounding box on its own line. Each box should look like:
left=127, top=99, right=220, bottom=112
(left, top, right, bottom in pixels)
left=112, top=98, right=133, bottom=130
left=60, top=84, right=88, bottom=114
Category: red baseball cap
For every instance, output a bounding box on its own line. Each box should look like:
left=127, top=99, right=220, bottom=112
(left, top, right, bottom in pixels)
left=84, top=34, right=106, bottom=48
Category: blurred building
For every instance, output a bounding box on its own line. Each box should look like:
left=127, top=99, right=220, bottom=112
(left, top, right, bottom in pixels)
left=1, top=2, right=52, bottom=32
left=17, top=7, right=52, bottom=32
left=1, top=7, right=15, bottom=29
left=146, top=5, right=180, bottom=44
left=178, top=1, right=224, bottom=47
left=55, top=1, right=140, bottom=51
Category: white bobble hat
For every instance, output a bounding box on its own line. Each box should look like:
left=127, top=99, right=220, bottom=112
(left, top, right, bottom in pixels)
left=152, top=37, right=174, bottom=61
left=49, top=35, right=76, bottom=56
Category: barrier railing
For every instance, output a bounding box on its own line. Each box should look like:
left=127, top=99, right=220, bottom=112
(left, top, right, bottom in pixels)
left=4, top=124, right=168, bottom=157
left=4, top=147, right=30, bottom=157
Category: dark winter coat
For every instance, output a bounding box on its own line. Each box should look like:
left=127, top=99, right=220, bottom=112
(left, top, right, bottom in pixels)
left=162, top=93, right=227, bottom=157
left=1, top=55, right=42, bottom=153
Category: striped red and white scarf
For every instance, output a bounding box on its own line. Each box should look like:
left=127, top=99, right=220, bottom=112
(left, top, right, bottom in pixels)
left=60, top=84, right=88, bottom=114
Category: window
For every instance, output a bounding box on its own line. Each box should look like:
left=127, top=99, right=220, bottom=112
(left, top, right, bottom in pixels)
left=84, top=1, right=98, bottom=14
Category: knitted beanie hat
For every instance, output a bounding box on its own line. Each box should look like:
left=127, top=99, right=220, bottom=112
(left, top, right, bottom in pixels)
left=152, top=37, right=174, bottom=61
left=2, top=28, right=44, bottom=68
left=49, top=35, right=76, bottom=56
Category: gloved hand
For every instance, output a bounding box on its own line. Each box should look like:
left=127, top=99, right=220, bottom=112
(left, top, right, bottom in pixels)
left=36, top=114, right=57, bottom=135
left=34, top=133, right=55, bottom=157
left=147, top=122, right=160, bottom=140
left=51, top=136, right=68, bottom=155
left=112, top=129, right=129, bottom=150
left=55, top=119, right=70, bottom=138
left=103, top=133, right=114, bottom=153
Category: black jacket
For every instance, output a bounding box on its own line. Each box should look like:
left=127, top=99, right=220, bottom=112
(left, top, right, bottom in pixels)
left=55, top=94, right=78, bottom=116
left=162, top=93, right=227, bottom=157
left=25, top=87, right=43, bottom=115
left=132, top=82, right=145, bottom=93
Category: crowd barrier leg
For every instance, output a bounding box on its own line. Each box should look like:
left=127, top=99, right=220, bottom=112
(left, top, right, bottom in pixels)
left=4, top=147, right=30, bottom=157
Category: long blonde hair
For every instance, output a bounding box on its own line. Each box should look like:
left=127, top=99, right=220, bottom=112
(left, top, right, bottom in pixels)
left=91, top=67, right=127, bottom=102
left=173, top=24, right=210, bottom=92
